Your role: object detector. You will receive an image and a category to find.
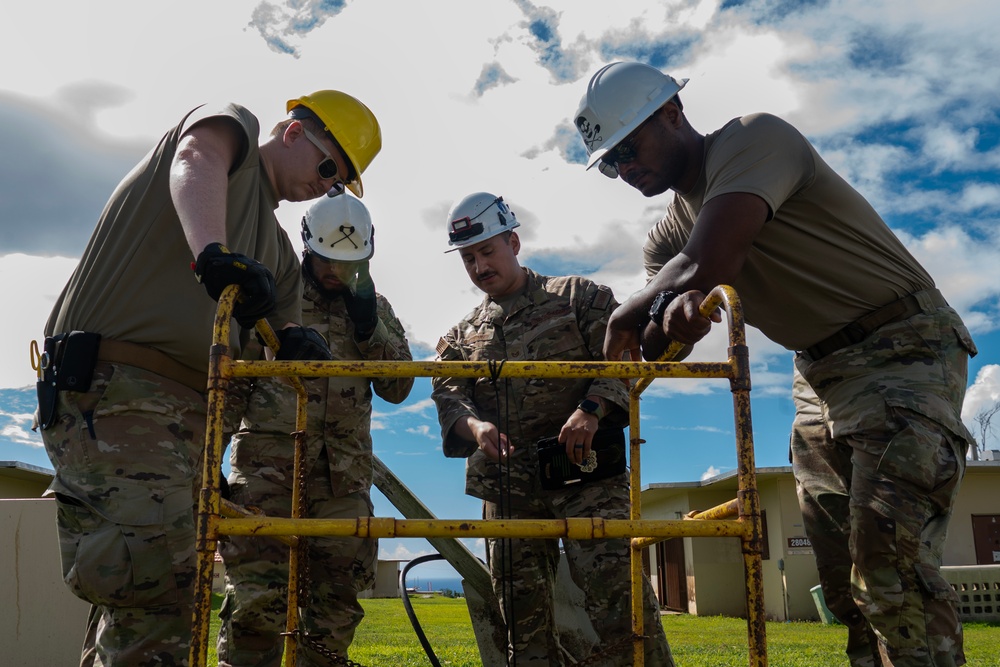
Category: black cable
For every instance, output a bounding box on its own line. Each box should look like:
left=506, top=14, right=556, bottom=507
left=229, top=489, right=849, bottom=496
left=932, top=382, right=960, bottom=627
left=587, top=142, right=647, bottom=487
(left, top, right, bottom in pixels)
left=399, top=553, right=447, bottom=667
left=488, top=358, right=516, bottom=667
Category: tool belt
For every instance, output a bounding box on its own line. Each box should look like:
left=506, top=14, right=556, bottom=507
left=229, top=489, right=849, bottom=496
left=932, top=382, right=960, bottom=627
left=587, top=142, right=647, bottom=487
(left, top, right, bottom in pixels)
left=804, top=288, right=948, bottom=360
left=37, top=333, right=207, bottom=430
left=536, top=427, right=627, bottom=490
left=36, top=331, right=102, bottom=430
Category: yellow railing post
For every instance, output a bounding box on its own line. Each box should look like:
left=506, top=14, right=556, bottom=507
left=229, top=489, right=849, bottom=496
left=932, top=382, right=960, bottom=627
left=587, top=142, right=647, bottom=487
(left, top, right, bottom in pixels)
left=188, top=284, right=767, bottom=667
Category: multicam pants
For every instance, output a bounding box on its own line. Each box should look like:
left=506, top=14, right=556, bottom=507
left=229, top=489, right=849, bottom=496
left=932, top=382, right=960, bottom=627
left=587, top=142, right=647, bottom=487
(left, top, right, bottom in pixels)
left=217, top=451, right=377, bottom=667
left=41, top=362, right=207, bottom=667
left=484, top=473, right=674, bottom=667
left=794, top=305, right=975, bottom=667
left=791, top=369, right=883, bottom=667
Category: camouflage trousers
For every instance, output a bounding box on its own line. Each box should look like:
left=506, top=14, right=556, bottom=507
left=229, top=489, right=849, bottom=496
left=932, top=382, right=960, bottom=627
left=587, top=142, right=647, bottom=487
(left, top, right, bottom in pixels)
left=483, top=473, right=673, bottom=666
left=217, top=452, right=377, bottom=667
left=40, top=362, right=206, bottom=667
left=791, top=369, right=884, bottom=667
left=794, top=305, right=976, bottom=667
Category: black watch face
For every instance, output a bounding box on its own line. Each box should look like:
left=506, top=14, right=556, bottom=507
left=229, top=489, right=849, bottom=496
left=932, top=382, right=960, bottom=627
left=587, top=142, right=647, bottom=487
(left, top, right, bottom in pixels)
left=579, top=399, right=599, bottom=414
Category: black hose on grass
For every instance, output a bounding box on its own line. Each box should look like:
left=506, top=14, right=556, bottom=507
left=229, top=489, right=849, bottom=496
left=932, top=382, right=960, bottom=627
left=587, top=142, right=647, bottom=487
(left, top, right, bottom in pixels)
left=399, top=553, right=447, bottom=667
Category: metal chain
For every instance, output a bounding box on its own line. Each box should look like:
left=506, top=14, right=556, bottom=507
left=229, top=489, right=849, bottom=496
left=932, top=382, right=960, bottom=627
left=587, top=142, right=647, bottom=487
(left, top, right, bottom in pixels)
left=287, top=536, right=370, bottom=667
left=572, top=634, right=648, bottom=667
left=287, top=432, right=370, bottom=667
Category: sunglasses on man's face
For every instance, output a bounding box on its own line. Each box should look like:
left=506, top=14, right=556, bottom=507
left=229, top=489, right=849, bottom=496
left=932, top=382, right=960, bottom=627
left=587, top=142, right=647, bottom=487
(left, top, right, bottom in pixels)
left=600, top=114, right=657, bottom=171
left=302, top=127, right=347, bottom=196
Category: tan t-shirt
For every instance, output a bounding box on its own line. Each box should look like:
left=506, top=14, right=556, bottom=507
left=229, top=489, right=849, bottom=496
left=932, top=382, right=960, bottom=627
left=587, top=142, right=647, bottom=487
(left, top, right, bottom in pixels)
left=45, top=103, right=301, bottom=372
left=644, top=113, right=933, bottom=351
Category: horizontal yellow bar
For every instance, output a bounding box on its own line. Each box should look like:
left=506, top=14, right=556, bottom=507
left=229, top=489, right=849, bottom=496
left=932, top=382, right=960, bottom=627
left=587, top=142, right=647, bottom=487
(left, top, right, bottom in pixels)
left=687, top=498, right=741, bottom=522
left=217, top=517, right=750, bottom=539
left=226, top=359, right=734, bottom=380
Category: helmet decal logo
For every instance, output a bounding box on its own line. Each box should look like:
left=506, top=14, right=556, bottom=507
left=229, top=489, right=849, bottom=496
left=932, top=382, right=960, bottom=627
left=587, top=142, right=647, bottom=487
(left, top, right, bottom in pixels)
left=326, top=224, right=359, bottom=249
left=576, top=116, right=602, bottom=150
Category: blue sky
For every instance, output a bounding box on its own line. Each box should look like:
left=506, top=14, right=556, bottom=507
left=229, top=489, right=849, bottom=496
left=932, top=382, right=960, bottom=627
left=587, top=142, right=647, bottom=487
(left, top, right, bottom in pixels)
left=2, top=0, right=1000, bottom=579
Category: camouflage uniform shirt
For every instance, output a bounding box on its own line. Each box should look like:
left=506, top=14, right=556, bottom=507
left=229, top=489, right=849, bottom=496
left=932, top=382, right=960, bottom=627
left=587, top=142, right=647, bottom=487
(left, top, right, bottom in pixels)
left=432, top=268, right=628, bottom=501
left=231, top=273, right=413, bottom=496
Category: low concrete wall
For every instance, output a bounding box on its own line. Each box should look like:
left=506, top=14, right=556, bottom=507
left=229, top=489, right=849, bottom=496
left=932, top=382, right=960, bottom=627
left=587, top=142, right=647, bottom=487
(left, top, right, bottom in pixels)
left=1, top=498, right=90, bottom=667
left=943, top=564, right=1000, bottom=623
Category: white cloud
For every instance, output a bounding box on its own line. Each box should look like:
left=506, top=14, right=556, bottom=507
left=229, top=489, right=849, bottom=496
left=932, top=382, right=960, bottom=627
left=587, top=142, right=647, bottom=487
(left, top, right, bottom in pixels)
left=405, top=424, right=435, bottom=439
left=700, top=465, right=722, bottom=481
left=0, top=255, right=79, bottom=389
left=1, top=411, right=41, bottom=447
left=963, top=365, right=1000, bottom=452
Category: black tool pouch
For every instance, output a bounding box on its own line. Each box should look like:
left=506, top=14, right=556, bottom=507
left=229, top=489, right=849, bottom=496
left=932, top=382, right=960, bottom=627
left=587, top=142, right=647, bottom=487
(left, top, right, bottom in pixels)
left=37, top=331, right=102, bottom=430
left=537, top=427, right=627, bottom=490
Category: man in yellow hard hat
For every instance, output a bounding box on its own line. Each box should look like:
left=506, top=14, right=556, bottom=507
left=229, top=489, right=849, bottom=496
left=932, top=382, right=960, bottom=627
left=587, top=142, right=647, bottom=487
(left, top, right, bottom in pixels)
left=36, top=89, right=381, bottom=666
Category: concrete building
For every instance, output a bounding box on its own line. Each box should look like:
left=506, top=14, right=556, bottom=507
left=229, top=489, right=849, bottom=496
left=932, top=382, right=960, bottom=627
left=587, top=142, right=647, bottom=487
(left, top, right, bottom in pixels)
left=641, top=461, right=1000, bottom=622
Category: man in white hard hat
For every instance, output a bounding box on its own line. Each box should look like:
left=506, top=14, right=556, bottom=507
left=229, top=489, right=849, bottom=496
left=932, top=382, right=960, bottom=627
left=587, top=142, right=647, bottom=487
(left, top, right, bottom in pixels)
left=217, top=194, right=413, bottom=666
left=431, top=192, right=673, bottom=666
left=36, top=89, right=382, bottom=666
left=575, top=61, right=976, bottom=667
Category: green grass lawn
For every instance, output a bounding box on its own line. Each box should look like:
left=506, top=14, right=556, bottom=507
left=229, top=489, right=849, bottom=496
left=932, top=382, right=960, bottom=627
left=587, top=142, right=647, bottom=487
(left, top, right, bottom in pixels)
left=205, top=594, right=1000, bottom=666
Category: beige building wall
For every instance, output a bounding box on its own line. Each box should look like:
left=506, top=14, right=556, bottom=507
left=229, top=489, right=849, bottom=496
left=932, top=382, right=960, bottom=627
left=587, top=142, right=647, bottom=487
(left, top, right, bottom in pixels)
left=944, top=464, right=1000, bottom=565
left=1, top=498, right=90, bottom=667
left=641, top=463, right=1000, bottom=622
left=0, top=461, right=52, bottom=499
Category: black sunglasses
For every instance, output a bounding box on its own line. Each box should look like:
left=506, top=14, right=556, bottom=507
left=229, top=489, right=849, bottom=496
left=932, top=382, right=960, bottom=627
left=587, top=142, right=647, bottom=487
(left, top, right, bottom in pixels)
left=600, top=114, right=656, bottom=170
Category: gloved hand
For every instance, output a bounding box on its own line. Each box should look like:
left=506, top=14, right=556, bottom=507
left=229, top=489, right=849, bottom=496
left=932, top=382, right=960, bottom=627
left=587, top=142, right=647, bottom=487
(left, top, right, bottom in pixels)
left=343, top=260, right=378, bottom=341
left=274, top=326, right=333, bottom=361
left=194, top=242, right=276, bottom=328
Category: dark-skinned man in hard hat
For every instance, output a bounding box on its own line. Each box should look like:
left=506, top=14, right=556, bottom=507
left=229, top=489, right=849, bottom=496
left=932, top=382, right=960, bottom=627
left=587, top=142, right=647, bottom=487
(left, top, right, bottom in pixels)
left=574, top=61, right=976, bottom=667
left=35, top=90, right=381, bottom=666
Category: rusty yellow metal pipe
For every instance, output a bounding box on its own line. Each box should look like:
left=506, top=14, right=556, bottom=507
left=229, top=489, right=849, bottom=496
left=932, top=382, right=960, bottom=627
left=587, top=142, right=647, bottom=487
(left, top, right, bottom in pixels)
left=216, top=516, right=751, bottom=539
left=190, top=285, right=239, bottom=667
left=227, top=358, right=735, bottom=381
left=687, top=498, right=742, bottom=522
left=189, top=283, right=768, bottom=667
left=220, top=500, right=299, bottom=548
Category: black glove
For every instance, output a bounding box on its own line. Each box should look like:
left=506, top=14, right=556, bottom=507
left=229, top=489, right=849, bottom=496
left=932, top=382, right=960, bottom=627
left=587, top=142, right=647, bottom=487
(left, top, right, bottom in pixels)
left=274, top=326, right=333, bottom=361
left=194, top=242, right=277, bottom=328
left=344, top=260, right=378, bottom=341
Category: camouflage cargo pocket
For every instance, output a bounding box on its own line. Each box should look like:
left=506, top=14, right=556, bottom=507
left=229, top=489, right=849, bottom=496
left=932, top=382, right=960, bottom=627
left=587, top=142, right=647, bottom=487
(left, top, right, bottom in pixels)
left=55, top=479, right=192, bottom=608
left=914, top=562, right=960, bottom=603
left=871, top=404, right=963, bottom=496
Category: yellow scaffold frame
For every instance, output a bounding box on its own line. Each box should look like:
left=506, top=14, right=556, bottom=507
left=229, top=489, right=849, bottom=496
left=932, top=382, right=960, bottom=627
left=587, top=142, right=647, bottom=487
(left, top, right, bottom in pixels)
left=189, top=284, right=766, bottom=667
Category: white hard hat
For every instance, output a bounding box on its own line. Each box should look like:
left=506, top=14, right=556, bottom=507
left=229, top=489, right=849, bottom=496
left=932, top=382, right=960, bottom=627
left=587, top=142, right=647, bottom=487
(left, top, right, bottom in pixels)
left=574, top=61, right=688, bottom=178
left=301, top=194, right=375, bottom=262
left=445, top=192, right=520, bottom=253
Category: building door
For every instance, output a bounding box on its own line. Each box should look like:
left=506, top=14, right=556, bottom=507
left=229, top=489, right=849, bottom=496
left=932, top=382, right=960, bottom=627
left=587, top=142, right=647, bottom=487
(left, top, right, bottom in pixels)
left=972, top=514, right=1000, bottom=565
left=656, top=538, right=688, bottom=612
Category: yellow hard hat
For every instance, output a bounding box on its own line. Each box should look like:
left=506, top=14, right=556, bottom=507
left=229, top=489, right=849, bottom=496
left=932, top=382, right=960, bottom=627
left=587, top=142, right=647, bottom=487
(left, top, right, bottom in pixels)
left=287, top=90, right=382, bottom=197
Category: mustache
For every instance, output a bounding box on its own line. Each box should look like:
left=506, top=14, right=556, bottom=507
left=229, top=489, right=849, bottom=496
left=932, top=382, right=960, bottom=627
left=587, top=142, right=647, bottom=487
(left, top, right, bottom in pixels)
left=476, top=271, right=496, bottom=281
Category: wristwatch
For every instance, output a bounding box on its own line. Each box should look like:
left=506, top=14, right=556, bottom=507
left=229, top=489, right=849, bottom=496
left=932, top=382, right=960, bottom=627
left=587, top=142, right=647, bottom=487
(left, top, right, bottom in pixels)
left=577, top=398, right=606, bottom=421
left=648, top=290, right=679, bottom=326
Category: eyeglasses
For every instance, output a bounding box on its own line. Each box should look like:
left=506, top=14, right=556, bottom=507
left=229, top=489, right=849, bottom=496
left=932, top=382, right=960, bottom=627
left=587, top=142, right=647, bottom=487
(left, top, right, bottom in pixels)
left=302, top=127, right=347, bottom=196
left=600, top=115, right=654, bottom=171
